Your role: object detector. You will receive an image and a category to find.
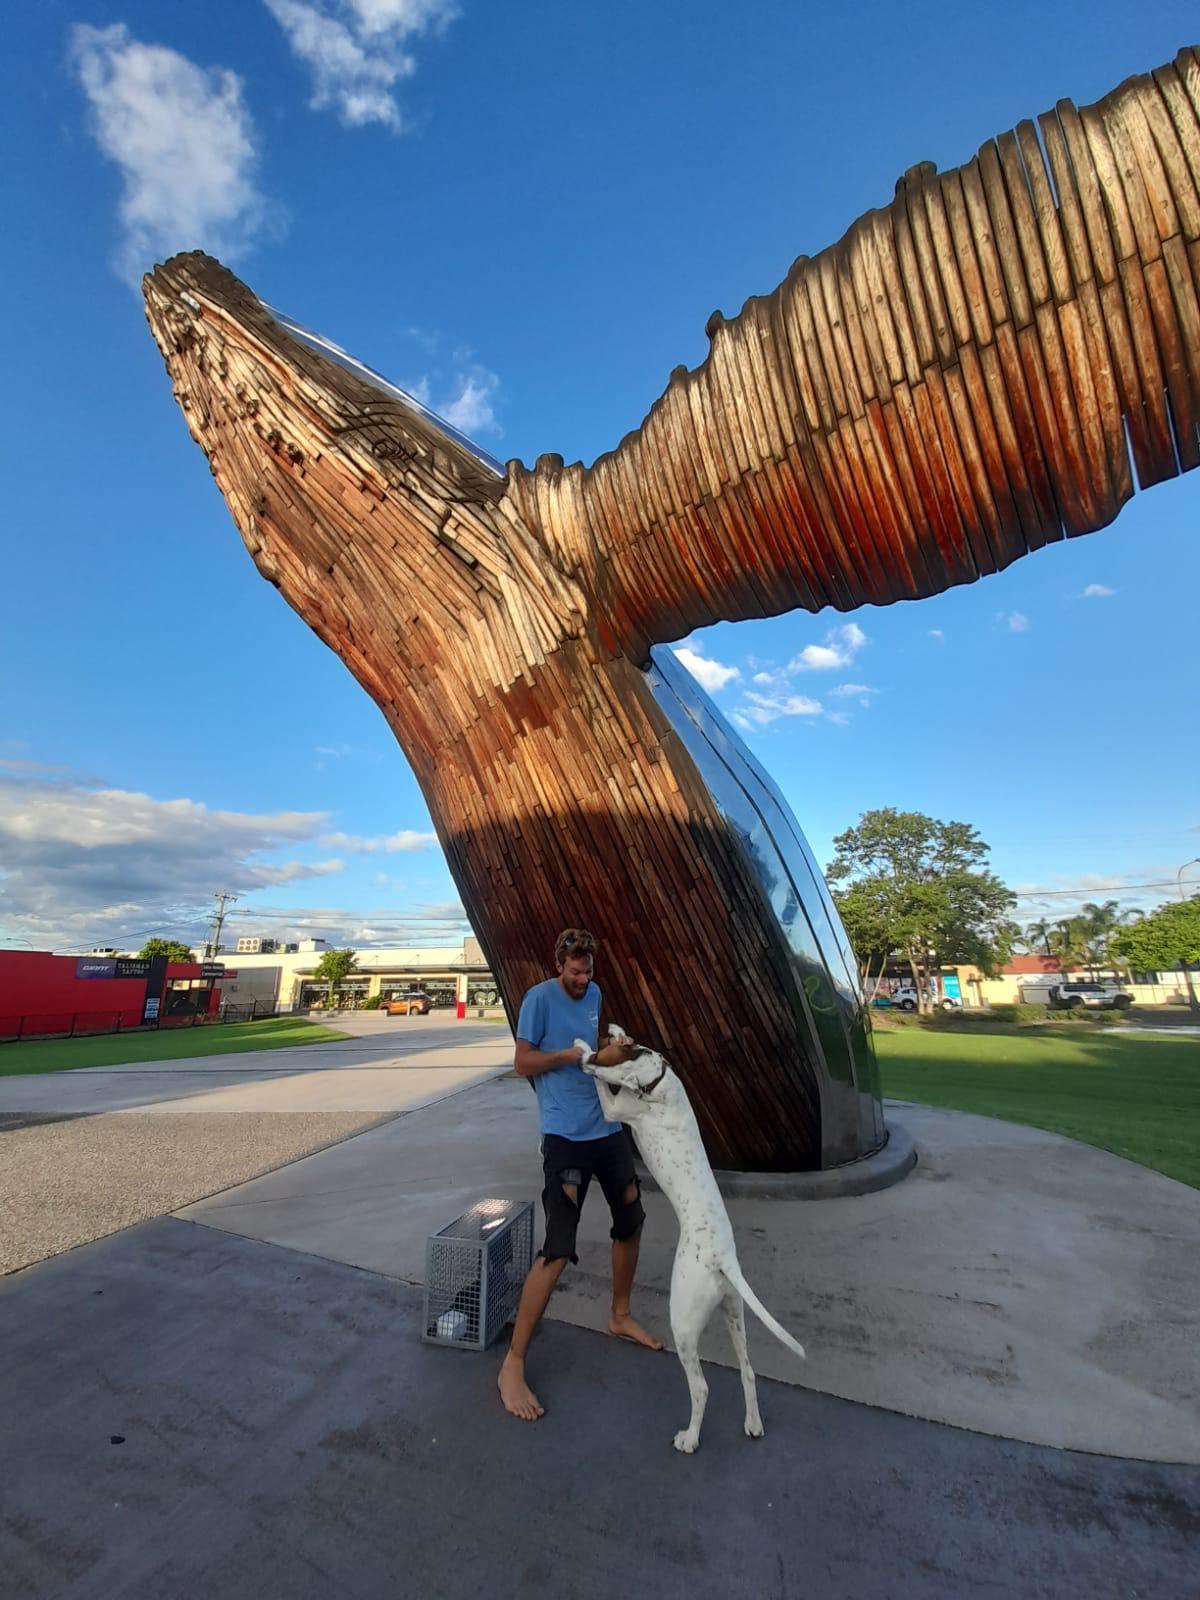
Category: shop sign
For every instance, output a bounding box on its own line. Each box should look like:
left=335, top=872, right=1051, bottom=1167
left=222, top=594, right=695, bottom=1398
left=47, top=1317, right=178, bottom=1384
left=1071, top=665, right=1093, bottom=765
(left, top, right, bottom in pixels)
left=115, top=958, right=152, bottom=980
left=77, top=957, right=117, bottom=979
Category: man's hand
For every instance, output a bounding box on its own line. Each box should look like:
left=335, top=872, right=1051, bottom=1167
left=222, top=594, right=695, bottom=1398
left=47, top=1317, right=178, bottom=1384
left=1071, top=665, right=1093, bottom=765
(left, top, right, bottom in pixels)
left=514, top=1039, right=584, bottom=1078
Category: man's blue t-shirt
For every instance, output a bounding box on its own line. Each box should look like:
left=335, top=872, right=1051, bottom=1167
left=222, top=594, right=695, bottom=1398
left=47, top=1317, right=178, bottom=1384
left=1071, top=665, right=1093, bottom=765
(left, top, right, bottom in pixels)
left=516, top=978, right=617, bottom=1142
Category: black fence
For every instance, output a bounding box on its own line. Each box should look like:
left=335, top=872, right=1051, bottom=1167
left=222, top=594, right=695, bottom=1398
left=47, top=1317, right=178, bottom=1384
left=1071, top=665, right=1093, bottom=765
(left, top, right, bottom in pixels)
left=0, top=1000, right=265, bottom=1044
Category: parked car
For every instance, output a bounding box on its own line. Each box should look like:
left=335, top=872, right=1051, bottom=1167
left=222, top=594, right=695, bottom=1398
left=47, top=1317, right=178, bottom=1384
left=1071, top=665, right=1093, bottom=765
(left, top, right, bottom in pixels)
left=892, top=983, right=961, bottom=1012
left=1047, top=981, right=1133, bottom=1010
left=385, top=992, right=431, bottom=1016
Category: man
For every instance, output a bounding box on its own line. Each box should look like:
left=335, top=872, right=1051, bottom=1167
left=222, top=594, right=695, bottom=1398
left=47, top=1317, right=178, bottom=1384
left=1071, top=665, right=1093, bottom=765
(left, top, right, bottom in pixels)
left=497, top=927, right=663, bottom=1422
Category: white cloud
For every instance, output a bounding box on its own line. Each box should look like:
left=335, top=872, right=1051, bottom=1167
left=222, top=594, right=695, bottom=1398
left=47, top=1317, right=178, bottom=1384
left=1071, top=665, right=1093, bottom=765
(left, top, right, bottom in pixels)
left=404, top=361, right=502, bottom=437
left=739, top=691, right=823, bottom=726
left=441, top=369, right=500, bottom=434
left=255, top=858, right=345, bottom=883
left=928, top=628, right=944, bottom=640
left=227, top=897, right=472, bottom=949
left=320, top=828, right=438, bottom=852
left=789, top=622, right=868, bottom=672
left=71, top=24, right=270, bottom=281
left=673, top=646, right=741, bottom=692
left=729, top=627, right=874, bottom=729
left=1082, top=583, right=1116, bottom=598
left=264, top=0, right=458, bottom=130
left=828, top=711, right=851, bottom=726
left=0, top=772, right=343, bottom=950
left=999, top=611, right=1030, bottom=633
left=791, top=643, right=845, bottom=670
left=827, top=682, right=877, bottom=710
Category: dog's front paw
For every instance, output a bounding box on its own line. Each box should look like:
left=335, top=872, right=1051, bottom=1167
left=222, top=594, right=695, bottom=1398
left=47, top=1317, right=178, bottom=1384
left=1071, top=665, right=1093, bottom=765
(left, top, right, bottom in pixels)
left=744, top=1413, right=765, bottom=1440
left=607, top=1023, right=630, bottom=1043
left=672, top=1430, right=699, bottom=1455
left=573, top=1037, right=594, bottom=1065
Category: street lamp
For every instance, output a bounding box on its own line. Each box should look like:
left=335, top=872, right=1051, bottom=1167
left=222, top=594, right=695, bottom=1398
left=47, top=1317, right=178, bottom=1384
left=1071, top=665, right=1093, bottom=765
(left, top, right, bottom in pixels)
left=1178, top=858, right=1200, bottom=902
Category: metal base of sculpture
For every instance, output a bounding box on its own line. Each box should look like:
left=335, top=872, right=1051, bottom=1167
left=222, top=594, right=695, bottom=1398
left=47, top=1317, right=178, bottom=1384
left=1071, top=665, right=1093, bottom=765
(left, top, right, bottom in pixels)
left=144, top=49, right=1200, bottom=1169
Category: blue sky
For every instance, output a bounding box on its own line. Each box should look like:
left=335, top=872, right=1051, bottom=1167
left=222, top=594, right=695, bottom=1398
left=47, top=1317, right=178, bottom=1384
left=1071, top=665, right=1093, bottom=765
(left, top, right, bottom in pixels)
left=2, top=0, right=1197, bottom=953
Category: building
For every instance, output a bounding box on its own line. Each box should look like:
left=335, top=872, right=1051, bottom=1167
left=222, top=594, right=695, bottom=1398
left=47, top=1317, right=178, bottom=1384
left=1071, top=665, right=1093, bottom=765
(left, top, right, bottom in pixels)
left=0, top=950, right=232, bottom=1037
left=187, top=936, right=496, bottom=1014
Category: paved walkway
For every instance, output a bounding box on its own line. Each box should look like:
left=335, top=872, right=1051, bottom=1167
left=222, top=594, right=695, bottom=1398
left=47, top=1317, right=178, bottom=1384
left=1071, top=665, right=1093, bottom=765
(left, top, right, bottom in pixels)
left=180, top=1074, right=1200, bottom=1463
left=2, top=1016, right=1198, bottom=1593
left=0, top=1015, right=511, bottom=1272
left=3, top=1219, right=1196, bottom=1600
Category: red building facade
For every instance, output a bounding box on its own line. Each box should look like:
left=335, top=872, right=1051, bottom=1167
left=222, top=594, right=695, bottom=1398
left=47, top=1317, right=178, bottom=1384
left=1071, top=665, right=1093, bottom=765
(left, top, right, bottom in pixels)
left=0, top=950, right=222, bottom=1038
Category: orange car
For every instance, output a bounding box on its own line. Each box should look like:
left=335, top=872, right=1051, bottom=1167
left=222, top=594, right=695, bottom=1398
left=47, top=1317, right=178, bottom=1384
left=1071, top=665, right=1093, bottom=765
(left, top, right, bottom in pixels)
left=385, top=993, right=431, bottom=1016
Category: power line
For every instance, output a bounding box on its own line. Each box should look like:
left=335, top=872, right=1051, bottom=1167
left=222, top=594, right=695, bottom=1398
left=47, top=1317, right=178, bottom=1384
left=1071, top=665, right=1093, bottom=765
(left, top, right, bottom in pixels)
left=1012, top=879, right=1181, bottom=898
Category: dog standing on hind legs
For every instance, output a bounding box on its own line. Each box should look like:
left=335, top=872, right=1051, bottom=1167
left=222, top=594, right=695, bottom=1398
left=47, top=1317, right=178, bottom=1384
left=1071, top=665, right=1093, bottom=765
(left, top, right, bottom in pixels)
left=577, top=1027, right=807, bottom=1453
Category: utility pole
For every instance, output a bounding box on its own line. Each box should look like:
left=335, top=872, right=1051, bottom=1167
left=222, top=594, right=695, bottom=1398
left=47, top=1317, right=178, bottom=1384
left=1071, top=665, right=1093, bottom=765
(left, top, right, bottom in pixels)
left=205, top=891, right=239, bottom=960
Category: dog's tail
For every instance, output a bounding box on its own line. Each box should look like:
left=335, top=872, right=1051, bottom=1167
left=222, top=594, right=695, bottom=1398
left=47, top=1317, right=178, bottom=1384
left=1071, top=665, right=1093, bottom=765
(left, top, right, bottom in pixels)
left=722, top=1263, right=806, bottom=1362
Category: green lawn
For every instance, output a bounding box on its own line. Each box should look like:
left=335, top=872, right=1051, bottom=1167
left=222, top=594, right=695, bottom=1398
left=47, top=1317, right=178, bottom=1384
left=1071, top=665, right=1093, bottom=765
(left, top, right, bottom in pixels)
left=874, top=1026, right=1200, bottom=1188
left=0, top=1016, right=350, bottom=1077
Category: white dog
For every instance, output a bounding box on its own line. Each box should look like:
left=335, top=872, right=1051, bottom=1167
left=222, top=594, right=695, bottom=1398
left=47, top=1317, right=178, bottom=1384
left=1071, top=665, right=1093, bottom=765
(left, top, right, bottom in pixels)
left=576, top=1026, right=806, bottom=1453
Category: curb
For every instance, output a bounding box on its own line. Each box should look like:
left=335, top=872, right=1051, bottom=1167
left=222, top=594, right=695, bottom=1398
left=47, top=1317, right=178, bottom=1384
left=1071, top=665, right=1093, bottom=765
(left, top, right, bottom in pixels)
left=637, top=1119, right=917, bottom=1201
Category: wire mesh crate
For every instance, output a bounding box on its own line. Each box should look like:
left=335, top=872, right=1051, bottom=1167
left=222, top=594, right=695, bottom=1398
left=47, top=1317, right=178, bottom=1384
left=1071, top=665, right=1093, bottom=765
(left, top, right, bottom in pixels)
left=422, top=1198, right=534, bottom=1350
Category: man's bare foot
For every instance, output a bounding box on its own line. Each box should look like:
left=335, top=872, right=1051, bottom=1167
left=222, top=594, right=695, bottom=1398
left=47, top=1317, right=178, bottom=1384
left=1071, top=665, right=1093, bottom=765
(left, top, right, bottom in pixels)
left=498, top=1355, right=545, bottom=1421
left=609, top=1311, right=664, bottom=1350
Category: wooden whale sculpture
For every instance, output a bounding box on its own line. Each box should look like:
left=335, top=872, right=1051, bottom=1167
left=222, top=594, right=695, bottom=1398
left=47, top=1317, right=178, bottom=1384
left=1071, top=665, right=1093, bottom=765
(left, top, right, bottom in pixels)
left=144, top=48, right=1200, bottom=1171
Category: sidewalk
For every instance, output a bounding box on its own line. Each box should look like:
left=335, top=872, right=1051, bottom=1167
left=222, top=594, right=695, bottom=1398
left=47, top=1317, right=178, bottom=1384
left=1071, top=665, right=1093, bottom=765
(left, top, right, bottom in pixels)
left=2, top=1023, right=1197, bottom=1595
left=0, top=1015, right=512, bottom=1272
left=180, top=1073, right=1200, bottom=1463
left=2, top=1217, right=1195, bottom=1600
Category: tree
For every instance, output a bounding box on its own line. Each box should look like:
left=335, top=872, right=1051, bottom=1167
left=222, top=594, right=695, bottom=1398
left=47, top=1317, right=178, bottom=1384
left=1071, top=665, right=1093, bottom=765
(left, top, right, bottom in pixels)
left=1046, top=915, right=1090, bottom=975
left=1112, top=898, right=1200, bottom=1011
left=1072, top=900, right=1140, bottom=976
left=834, top=878, right=896, bottom=993
left=1020, top=918, right=1055, bottom=958
left=138, top=937, right=195, bottom=964
left=828, top=809, right=1017, bottom=1013
left=312, top=948, right=358, bottom=1007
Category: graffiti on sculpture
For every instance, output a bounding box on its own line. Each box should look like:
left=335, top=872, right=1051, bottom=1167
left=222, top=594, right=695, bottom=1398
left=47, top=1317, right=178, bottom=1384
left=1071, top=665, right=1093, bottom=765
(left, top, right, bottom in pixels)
left=145, top=49, right=1200, bottom=1170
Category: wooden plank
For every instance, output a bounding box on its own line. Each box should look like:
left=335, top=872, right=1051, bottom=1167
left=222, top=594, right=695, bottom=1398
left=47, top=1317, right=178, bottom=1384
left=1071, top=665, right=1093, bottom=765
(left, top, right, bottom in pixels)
left=1144, top=255, right=1199, bottom=471
left=901, top=167, right=957, bottom=364
left=1015, top=120, right=1073, bottom=304
left=890, top=182, right=938, bottom=371
left=977, top=138, right=1034, bottom=328
left=1153, top=64, right=1200, bottom=230
left=940, top=169, right=994, bottom=347
left=1115, top=257, right=1182, bottom=484
left=1057, top=99, right=1119, bottom=283
left=862, top=211, right=913, bottom=385
left=960, top=155, right=1013, bottom=332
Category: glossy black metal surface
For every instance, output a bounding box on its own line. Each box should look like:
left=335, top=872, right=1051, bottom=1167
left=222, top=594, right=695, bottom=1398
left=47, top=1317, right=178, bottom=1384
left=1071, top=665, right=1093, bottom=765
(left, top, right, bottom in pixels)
left=647, top=645, right=883, bottom=1165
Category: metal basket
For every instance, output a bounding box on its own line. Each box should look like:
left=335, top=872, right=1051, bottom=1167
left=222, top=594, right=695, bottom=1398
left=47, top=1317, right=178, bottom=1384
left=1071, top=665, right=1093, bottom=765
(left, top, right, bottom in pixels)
left=422, top=1199, right=534, bottom=1350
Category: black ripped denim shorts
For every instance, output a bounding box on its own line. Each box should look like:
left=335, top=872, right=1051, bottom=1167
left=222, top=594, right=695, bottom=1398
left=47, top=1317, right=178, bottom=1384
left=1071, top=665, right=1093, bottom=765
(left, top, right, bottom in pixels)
left=539, top=1128, right=644, bottom=1265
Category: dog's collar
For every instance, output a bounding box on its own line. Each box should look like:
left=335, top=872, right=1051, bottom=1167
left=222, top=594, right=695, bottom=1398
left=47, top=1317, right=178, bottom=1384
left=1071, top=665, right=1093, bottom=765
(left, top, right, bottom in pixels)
left=635, top=1060, right=668, bottom=1098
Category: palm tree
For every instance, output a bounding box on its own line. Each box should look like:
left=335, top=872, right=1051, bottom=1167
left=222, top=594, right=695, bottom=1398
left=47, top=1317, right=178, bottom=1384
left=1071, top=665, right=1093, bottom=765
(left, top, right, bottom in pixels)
left=1021, top=918, right=1055, bottom=959
left=1079, top=901, right=1143, bottom=977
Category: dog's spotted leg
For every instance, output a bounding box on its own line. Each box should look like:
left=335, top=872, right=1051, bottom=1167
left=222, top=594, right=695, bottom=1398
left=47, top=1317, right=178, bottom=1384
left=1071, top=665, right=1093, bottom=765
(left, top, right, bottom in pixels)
left=669, top=1251, right=720, bottom=1453
left=722, top=1289, right=764, bottom=1439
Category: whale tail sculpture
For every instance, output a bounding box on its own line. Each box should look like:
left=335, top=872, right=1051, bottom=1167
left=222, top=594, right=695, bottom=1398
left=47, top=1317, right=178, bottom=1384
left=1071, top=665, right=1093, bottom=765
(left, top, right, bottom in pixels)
left=144, top=48, right=1200, bottom=1170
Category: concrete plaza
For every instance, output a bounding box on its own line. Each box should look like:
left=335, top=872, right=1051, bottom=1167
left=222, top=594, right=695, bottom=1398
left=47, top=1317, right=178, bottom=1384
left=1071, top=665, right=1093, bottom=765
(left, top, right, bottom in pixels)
left=1, top=1013, right=1197, bottom=1597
